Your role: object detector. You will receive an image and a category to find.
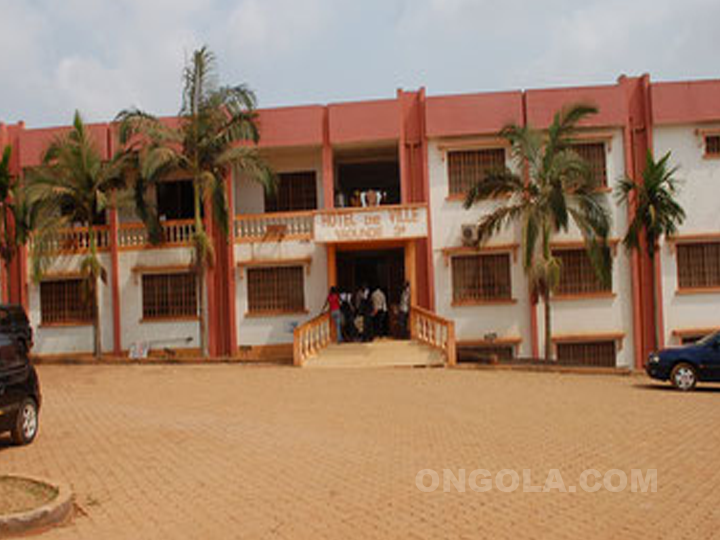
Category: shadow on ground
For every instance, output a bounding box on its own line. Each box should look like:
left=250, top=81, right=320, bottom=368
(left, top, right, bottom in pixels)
left=634, top=383, right=720, bottom=393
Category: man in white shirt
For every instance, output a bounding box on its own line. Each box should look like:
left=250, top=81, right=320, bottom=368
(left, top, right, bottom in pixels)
left=371, top=286, right=388, bottom=338
left=399, top=282, right=410, bottom=339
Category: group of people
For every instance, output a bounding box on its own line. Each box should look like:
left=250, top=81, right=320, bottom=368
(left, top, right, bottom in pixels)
left=324, top=282, right=410, bottom=344
left=335, top=189, right=389, bottom=208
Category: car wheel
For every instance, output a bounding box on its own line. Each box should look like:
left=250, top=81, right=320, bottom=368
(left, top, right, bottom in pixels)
left=11, top=398, right=39, bottom=445
left=670, top=363, right=697, bottom=392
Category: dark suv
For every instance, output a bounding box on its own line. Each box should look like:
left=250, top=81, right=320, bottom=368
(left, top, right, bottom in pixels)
left=0, top=306, right=40, bottom=445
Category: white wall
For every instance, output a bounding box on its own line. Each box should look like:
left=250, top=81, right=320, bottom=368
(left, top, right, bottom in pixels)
left=428, top=131, right=636, bottom=367
left=654, top=125, right=720, bottom=345
left=427, top=139, right=531, bottom=355
left=29, top=253, right=114, bottom=355
left=234, top=240, right=328, bottom=346
left=116, top=247, right=200, bottom=352
left=29, top=247, right=203, bottom=355
left=548, top=130, right=635, bottom=367
left=235, top=148, right=324, bottom=215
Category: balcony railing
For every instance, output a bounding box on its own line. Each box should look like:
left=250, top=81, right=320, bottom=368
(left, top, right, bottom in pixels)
left=234, top=211, right=314, bottom=242
left=234, top=204, right=428, bottom=244
left=32, top=226, right=111, bottom=254
left=118, top=219, right=195, bottom=249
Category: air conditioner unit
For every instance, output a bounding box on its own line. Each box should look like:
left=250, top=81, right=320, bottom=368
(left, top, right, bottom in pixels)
left=461, top=224, right=479, bottom=246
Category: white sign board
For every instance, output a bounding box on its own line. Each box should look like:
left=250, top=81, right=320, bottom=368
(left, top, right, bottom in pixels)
left=314, top=205, right=428, bottom=243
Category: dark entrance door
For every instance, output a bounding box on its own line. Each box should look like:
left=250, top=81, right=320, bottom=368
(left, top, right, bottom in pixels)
left=336, top=248, right=405, bottom=306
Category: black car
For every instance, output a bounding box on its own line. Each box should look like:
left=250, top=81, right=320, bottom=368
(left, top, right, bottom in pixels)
left=0, top=304, right=33, bottom=355
left=0, top=307, right=40, bottom=445
left=646, top=330, right=720, bottom=391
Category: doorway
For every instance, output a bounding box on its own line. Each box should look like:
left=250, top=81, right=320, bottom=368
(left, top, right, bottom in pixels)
left=336, top=248, right=405, bottom=305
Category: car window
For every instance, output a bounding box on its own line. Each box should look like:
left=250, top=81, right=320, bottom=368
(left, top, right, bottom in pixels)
left=697, top=331, right=720, bottom=346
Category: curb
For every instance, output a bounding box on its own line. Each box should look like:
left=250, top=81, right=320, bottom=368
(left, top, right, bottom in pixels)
left=0, top=476, right=73, bottom=537
left=453, top=363, right=637, bottom=377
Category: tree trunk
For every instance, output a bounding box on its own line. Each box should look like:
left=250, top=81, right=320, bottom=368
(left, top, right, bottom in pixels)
left=92, top=275, right=101, bottom=359
left=197, top=264, right=207, bottom=357
left=651, top=251, right=661, bottom=352
left=543, top=290, right=553, bottom=361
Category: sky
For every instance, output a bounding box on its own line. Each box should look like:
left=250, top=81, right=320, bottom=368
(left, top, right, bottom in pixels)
left=1, top=0, right=719, bottom=128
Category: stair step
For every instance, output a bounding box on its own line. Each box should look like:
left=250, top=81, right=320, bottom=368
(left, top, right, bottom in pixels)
left=303, top=339, right=445, bottom=368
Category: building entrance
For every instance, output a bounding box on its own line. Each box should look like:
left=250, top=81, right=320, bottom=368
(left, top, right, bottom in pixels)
left=335, top=248, right=406, bottom=340
left=337, top=248, right=405, bottom=305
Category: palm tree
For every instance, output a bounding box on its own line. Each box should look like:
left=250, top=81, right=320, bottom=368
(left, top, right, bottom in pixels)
left=0, top=145, right=45, bottom=302
left=464, top=103, right=612, bottom=361
left=616, top=150, right=685, bottom=349
left=27, top=112, right=128, bottom=358
left=116, top=46, right=274, bottom=357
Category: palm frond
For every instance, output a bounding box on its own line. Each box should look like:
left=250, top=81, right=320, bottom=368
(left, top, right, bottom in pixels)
left=463, top=168, right=524, bottom=208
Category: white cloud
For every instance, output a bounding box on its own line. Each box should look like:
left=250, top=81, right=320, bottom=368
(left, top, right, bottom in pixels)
left=222, top=0, right=332, bottom=59
left=0, top=0, right=717, bottom=127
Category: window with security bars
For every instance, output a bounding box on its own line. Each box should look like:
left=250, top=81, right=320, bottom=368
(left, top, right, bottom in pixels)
left=142, top=272, right=197, bottom=319
left=556, top=341, right=616, bottom=367
left=264, top=171, right=318, bottom=213
left=458, top=344, right=514, bottom=363
left=447, top=148, right=506, bottom=196
left=677, top=242, right=720, bottom=289
left=554, top=248, right=611, bottom=295
left=40, top=279, right=93, bottom=325
left=247, top=266, right=305, bottom=314
left=572, top=142, right=607, bottom=187
left=451, top=253, right=512, bottom=303
left=706, top=135, right=720, bottom=156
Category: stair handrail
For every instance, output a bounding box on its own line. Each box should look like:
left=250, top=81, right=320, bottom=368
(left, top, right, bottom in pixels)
left=409, top=305, right=457, bottom=366
left=293, top=311, right=336, bottom=366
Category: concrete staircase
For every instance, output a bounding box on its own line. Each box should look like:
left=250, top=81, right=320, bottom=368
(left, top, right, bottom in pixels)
left=302, top=339, right=445, bottom=368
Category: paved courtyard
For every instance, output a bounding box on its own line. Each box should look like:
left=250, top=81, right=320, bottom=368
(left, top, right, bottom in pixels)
left=1, top=365, right=719, bottom=539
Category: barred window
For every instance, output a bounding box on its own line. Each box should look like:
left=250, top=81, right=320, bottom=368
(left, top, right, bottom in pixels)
left=265, top=171, right=317, bottom=213
left=458, top=344, right=514, bottom=363
left=142, top=272, right=197, bottom=319
left=40, top=279, right=93, bottom=325
left=554, top=249, right=611, bottom=295
left=572, top=142, right=607, bottom=187
left=677, top=242, right=720, bottom=289
left=557, top=341, right=616, bottom=367
left=448, top=148, right=506, bottom=196
left=451, top=253, right=512, bottom=303
left=247, top=266, right=305, bottom=314
left=706, top=135, right=720, bottom=156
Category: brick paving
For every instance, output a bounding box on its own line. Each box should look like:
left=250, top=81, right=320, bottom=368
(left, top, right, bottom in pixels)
left=1, top=365, right=719, bottom=539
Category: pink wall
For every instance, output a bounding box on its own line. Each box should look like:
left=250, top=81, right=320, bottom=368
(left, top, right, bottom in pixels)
left=526, top=84, right=627, bottom=129
left=19, top=123, right=111, bottom=167
left=426, top=91, right=523, bottom=137
left=328, top=99, right=400, bottom=144
left=652, top=80, right=720, bottom=126
left=257, top=106, right=324, bottom=148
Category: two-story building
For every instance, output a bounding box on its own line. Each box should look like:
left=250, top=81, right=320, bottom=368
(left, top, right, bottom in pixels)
left=1, top=75, right=718, bottom=369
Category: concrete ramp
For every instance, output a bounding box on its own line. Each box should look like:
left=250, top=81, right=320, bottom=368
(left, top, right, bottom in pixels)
left=302, top=339, right=445, bottom=368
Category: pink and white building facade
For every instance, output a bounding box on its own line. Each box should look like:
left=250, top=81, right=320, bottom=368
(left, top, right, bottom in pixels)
left=1, top=75, right=719, bottom=369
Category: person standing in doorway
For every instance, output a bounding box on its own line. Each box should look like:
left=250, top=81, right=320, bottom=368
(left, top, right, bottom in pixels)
left=356, top=284, right=373, bottom=342
left=371, top=285, right=388, bottom=338
left=323, top=287, right=343, bottom=343
left=399, top=281, right=411, bottom=339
